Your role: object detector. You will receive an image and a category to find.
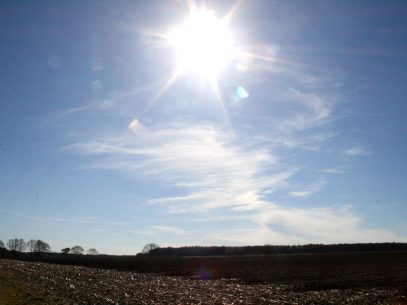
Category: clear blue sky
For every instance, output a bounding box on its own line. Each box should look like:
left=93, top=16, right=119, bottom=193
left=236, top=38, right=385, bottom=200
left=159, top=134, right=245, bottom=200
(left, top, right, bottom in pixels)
left=1, top=0, right=406, bottom=254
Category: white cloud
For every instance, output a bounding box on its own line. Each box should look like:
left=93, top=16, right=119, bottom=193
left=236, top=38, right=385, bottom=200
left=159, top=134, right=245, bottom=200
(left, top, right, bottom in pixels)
left=345, top=145, right=370, bottom=156
left=151, top=225, right=186, bottom=235
left=277, top=93, right=332, bottom=132
left=270, top=131, right=336, bottom=152
left=289, top=87, right=301, bottom=95
left=289, top=180, right=326, bottom=198
left=209, top=205, right=407, bottom=244
left=322, top=167, right=344, bottom=174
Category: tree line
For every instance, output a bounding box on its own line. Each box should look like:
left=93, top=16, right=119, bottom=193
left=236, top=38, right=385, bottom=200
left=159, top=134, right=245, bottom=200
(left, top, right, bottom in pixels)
left=0, top=238, right=98, bottom=255
left=2, top=239, right=406, bottom=257
left=144, top=242, right=407, bottom=257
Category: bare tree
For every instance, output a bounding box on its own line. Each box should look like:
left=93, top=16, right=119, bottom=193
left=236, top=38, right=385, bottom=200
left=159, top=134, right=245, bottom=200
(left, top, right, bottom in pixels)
left=33, top=240, right=51, bottom=253
left=0, top=240, right=4, bottom=248
left=142, top=243, right=159, bottom=254
left=61, top=247, right=70, bottom=254
left=27, top=239, right=37, bottom=252
left=87, top=248, right=99, bottom=255
left=7, top=238, right=26, bottom=252
left=70, top=245, right=84, bottom=254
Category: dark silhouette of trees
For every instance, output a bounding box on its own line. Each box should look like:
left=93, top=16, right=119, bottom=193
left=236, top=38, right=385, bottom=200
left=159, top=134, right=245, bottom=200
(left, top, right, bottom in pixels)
left=7, top=238, right=26, bottom=252
left=61, top=247, right=70, bottom=254
left=142, top=243, right=159, bottom=254
left=70, top=245, right=84, bottom=254
left=33, top=240, right=51, bottom=253
left=0, top=240, right=4, bottom=248
left=87, top=248, right=99, bottom=255
left=145, top=243, right=407, bottom=257
left=26, top=239, right=51, bottom=253
left=27, top=239, right=37, bottom=252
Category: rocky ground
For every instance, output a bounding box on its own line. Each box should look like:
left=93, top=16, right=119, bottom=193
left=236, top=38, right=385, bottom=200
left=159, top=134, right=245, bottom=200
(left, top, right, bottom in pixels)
left=0, top=259, right=406, bottom=304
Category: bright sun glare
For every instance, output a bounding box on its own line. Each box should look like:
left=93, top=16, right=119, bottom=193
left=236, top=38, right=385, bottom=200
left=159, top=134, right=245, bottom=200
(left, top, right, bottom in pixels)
left=167, top=9, right=235, bottom=78
left=145, top=1, right=261, bottom=115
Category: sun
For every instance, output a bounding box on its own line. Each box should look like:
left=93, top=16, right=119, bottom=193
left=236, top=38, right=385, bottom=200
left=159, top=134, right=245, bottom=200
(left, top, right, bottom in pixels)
left=166, top=8, right=235, bottom=79
left=142, top=1, right=256, bottom=114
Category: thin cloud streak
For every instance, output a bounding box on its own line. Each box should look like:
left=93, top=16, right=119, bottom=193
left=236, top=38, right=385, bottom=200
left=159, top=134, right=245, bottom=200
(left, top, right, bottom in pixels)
left=289, top=180, right=326, bottom=198
left=273, top=93, right=333, bottom=134
left=151, top=225, right=186, bottom=235
left=322, top=168, right=345, bottom=174
left=345, top=145, right=370, bottom=156
left=60, top=83, right=160, bottom=116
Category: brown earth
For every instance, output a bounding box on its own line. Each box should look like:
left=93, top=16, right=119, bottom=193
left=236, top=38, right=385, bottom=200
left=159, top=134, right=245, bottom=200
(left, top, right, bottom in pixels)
left=1, top=258, right=406, bottom=304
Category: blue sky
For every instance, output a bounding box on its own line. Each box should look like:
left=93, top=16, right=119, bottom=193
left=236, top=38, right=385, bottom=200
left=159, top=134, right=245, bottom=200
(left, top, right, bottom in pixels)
left=1, top=0, right=406, bottom=254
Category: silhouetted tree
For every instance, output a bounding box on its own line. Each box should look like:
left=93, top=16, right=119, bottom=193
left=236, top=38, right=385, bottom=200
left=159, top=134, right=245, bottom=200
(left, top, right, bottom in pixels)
left=33, top=240, right=51, bottom=253
left=70, top=245, right=84, bottom=254
left=27, top=239, right=37, bottom=252
left=61, top=247, right=70, bottom=254
left=7, top=238, right=26, bottom=252
left=0, top=240, right=4, bottom=248
left=142, top=243, right=159, bottom=254
left=87, top=248, right=99, bottom=255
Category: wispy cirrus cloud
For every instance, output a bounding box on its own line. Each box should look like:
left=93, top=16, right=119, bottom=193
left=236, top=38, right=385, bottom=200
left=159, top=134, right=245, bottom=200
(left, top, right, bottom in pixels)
left=273, top=92, right=333, bottom=134
left=60, top=83, right=159, bottom=117
left=65, top=122, right=407, bottom=244
left=151, top=225, right=186, bottom=235
left=289, top=179, right=326, bottom=198
left=345, top=145, right=370, bottom=156
left=118, top=226, right=186, bottom=236
left=209, top=205, right=407, bottom=245
left=257, top=88, right=337, bottom=154
left=68, top=124, right=291, bottom=213
left=321, top=167, right=344, bottom=174
left=61, top=56, right=401, bottom=243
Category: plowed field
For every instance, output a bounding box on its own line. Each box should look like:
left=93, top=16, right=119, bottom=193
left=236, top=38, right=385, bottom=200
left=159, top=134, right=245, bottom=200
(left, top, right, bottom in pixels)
left=0, top=258, right=406, bottom=304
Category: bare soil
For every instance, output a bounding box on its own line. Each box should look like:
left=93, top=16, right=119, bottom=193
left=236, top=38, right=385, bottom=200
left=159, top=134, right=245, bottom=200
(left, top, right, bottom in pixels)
left=1, top=258, right=406, bottom=304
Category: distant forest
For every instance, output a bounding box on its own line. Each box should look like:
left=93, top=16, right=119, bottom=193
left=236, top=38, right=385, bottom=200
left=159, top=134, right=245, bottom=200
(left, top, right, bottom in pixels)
left=1, top=243, right=406, bottom=259
left=146, top=243, right=407, bottom=257
left=1, top=243, right=406, bottom=273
